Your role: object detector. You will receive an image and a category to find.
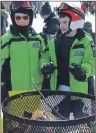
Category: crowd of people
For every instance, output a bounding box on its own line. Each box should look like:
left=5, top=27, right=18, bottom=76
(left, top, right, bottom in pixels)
left=81, top=1, right=95, bottom=14
left=1, top=1, right=95, bottom=119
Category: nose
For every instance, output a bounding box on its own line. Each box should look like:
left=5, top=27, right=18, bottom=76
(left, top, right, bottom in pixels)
left=60, top=25, right=64, bottom=30
left=60, top=23, right=64, bottom=28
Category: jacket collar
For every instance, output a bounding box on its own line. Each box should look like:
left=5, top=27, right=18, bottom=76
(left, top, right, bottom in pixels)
left=76, top=28, right=86, bottom=40
left=10, top=25, right=37, bottom=36
left=56, top=28, right=72, bottom=38
left=66, top=28, right=86, bottom=40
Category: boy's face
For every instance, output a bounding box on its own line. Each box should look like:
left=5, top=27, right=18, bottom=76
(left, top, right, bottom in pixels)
left=14, top=13, right=30, bottom=26
left=59, top=16, right=70, bottom=34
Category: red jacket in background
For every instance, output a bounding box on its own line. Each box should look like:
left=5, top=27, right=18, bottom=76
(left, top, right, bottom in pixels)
left=81, top=4, right=87, bottom=10
left=90, top=2, right=94, bottom=9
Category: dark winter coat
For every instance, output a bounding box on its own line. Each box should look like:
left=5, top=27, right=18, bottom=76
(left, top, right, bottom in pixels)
left=91, top=32, right=96, bottom=44
left=43, top=12, right=59, bottom=35
left=55, top=29, right=73, bottom=87
left=41, top=12, right=59, bottom=89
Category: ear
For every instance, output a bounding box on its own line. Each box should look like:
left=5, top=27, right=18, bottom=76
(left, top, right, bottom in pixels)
left=66, top=30, right=77, bottom=37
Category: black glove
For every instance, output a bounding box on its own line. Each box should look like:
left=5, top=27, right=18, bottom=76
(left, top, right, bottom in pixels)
left=41, top=62, right=57, bottom=76
left=69, top=63, right=86, bottom=82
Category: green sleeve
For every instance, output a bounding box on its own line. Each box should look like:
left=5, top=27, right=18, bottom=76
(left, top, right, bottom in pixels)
left=39, top=35, right=50, bottom=68
left=81, top=36, right=95, bottom=78
left=1, top=32, right=10, bottom=70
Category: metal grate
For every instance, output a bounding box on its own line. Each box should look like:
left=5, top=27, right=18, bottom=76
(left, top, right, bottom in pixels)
left=2, top=91, right=95, bottom=133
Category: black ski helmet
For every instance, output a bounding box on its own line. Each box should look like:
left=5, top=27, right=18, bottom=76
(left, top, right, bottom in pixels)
left=83, top=21, right=92, bottom=29
left=10, top=1, right=33, bottom=27
left=83, top=21, right=92, bottom=33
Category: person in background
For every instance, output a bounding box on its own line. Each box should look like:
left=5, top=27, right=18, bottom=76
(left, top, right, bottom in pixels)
left=1, top=2, right=9, bottom=36
left=83, top=21, right=96, bottom=43
left=81, top=2, right=89, bottom=14
left=89, top=1, right=95, bottom=15
left=40, top=2, right=59, bottom=36
left=84, top=2, right=89, bottom=14
left=81, top=2, right=87, bottom=14
left=1, top=1, right=48, bottom=102
left=41, top=3, right=95, bottom=93
left=40, top=2, right=60, bottom=90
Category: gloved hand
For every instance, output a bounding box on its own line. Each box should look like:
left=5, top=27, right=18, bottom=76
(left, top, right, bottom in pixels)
left=41, top=62, right=57, bottom=76
left=69, top=63, right=86, bottom=82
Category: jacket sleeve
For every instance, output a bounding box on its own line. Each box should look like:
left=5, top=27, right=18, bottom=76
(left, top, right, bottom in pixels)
left=1, top=33, right=10, bottom=70
left=38, top=35, right=50, bottom=68
left=81, top=35, right=95, bottom=78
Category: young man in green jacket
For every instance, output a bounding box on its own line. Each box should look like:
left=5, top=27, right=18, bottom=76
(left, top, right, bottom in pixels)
left=41, top=3, right=95, bottom=94
left=40, top=3, right=95, bottom=118
left=1, top=1, right=48, bottom=101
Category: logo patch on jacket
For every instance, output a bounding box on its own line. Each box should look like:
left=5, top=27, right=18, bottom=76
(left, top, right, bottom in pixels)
left=74, top=50, right=84, bottom=56
left=33, top=43, right=40, bottom=48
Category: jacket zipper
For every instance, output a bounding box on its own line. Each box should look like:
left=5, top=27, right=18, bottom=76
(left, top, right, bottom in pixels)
left=20, top=34, right=31, bottom=91
left=26, top=38, right=32, bottom=90
left=69, top=39, right=79, bottom=91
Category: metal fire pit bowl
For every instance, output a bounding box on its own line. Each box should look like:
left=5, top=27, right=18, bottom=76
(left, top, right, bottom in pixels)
left=2, top=90, right=95, bottom=133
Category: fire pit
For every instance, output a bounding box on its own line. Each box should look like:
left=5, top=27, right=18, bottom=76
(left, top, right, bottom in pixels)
left=2, top=90, right=95, bottom=133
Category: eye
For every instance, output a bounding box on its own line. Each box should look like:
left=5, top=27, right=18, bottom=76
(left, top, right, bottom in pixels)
left=63, top=21, right=66, bottom=23
left=23, top=16, right=29, bottom=20
left=16, top=16, right=21, bottom=20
